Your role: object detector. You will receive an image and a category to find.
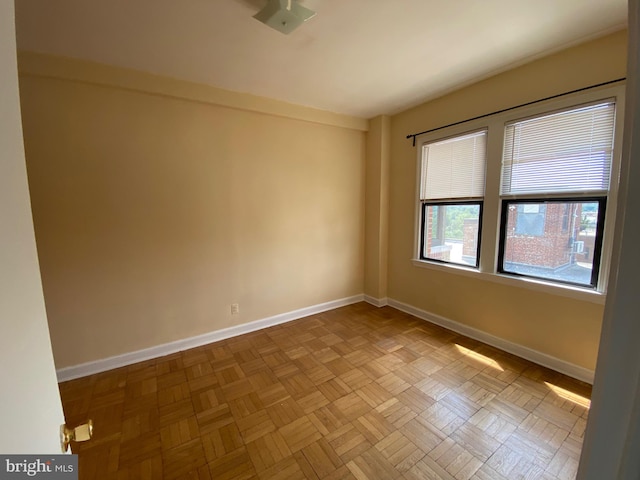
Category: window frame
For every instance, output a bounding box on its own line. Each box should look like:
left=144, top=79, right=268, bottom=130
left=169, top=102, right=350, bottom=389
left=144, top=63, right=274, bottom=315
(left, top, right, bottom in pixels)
left=497, top=197, right=607, bottom=289
left=419, top=200, right=484, bottom=268
left=413, top=84, right=625, bottom=303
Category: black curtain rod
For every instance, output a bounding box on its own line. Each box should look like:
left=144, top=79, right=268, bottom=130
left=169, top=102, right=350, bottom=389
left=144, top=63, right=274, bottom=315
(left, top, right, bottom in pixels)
left=406, top=77, right=626, bottom=146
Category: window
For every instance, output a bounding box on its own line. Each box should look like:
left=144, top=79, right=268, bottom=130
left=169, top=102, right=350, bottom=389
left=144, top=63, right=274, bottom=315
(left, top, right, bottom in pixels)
left=500, top=199, right=606, bottom=287
left=498, top=101, right=616, bottom=288
left=515, top=204, right=546, bottom=236
left=414, top=85, right=623, bottom=296
left=419, top=131, right=486, bottom=267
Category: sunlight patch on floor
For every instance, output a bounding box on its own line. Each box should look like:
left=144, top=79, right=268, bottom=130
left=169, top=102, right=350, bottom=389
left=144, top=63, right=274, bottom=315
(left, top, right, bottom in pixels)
left=544, top=381, right=591, bottom=408
left=455, top=344, right=504, bottom=371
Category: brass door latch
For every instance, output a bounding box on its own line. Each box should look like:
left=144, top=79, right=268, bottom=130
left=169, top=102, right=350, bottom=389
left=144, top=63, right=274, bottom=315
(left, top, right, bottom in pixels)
left=60, top=420, right=93, bottom=453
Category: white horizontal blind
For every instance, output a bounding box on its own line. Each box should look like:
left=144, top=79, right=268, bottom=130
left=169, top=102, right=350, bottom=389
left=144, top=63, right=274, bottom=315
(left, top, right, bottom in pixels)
left=420, top=130, right=487, bottom=201
left=501, top=101, right=616, bottom=195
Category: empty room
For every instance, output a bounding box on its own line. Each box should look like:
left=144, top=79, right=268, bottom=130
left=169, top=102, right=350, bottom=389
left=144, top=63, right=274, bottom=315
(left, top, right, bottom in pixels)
left=2, top=0, right=640, bottom=479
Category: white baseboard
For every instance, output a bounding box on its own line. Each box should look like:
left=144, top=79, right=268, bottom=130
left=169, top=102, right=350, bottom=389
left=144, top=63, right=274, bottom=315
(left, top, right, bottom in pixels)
left=56, top=294, right=365, bottom=382
left=57, top=293, right=594, bottom=385
left=386, top=298, right=594, bottom=384
left=363, top=295, right=388, bottom=307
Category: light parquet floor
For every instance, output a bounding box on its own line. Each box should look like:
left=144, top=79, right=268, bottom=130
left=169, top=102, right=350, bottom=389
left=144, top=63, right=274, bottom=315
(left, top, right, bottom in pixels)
left=60, top=303, right=591, bottom=480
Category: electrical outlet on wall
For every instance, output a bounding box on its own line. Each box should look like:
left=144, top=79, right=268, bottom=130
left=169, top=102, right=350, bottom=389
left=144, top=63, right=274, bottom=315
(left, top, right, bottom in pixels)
left=231, top=303, right=239, bottom=315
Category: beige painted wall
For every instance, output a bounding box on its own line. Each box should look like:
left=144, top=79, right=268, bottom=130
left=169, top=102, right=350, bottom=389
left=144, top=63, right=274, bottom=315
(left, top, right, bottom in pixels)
left=19, top=58, right=365, bottom=368
left=388, top=30, right=628, bottom=371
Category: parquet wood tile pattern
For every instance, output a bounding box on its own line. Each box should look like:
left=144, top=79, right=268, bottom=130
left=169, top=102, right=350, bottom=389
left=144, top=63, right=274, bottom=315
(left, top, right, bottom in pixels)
left=60, top=303, right=591, bottom=480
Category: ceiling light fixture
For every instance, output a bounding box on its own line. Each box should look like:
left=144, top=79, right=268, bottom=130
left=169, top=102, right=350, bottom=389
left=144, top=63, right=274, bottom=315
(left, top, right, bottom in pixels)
left=253, top=0, right=316, bottom=35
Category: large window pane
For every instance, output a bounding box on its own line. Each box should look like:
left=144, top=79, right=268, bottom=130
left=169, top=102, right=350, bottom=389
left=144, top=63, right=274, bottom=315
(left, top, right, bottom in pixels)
left=499, top=200, right=605, bottom=287
left=422, top=203, right=482, bottom=267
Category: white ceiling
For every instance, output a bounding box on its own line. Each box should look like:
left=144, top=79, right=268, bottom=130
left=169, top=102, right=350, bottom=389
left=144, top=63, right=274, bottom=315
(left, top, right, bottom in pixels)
left=15, top=0, right=627, bottom=118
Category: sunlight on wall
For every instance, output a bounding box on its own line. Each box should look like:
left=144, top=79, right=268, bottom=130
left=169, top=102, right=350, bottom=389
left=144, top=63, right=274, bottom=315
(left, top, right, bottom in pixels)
left=455, top=344, right=504, bottom=371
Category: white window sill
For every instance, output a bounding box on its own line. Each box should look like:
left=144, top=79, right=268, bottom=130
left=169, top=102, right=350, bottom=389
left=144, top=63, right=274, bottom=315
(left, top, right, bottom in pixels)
left=411, top=259, right=606, bottom=305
